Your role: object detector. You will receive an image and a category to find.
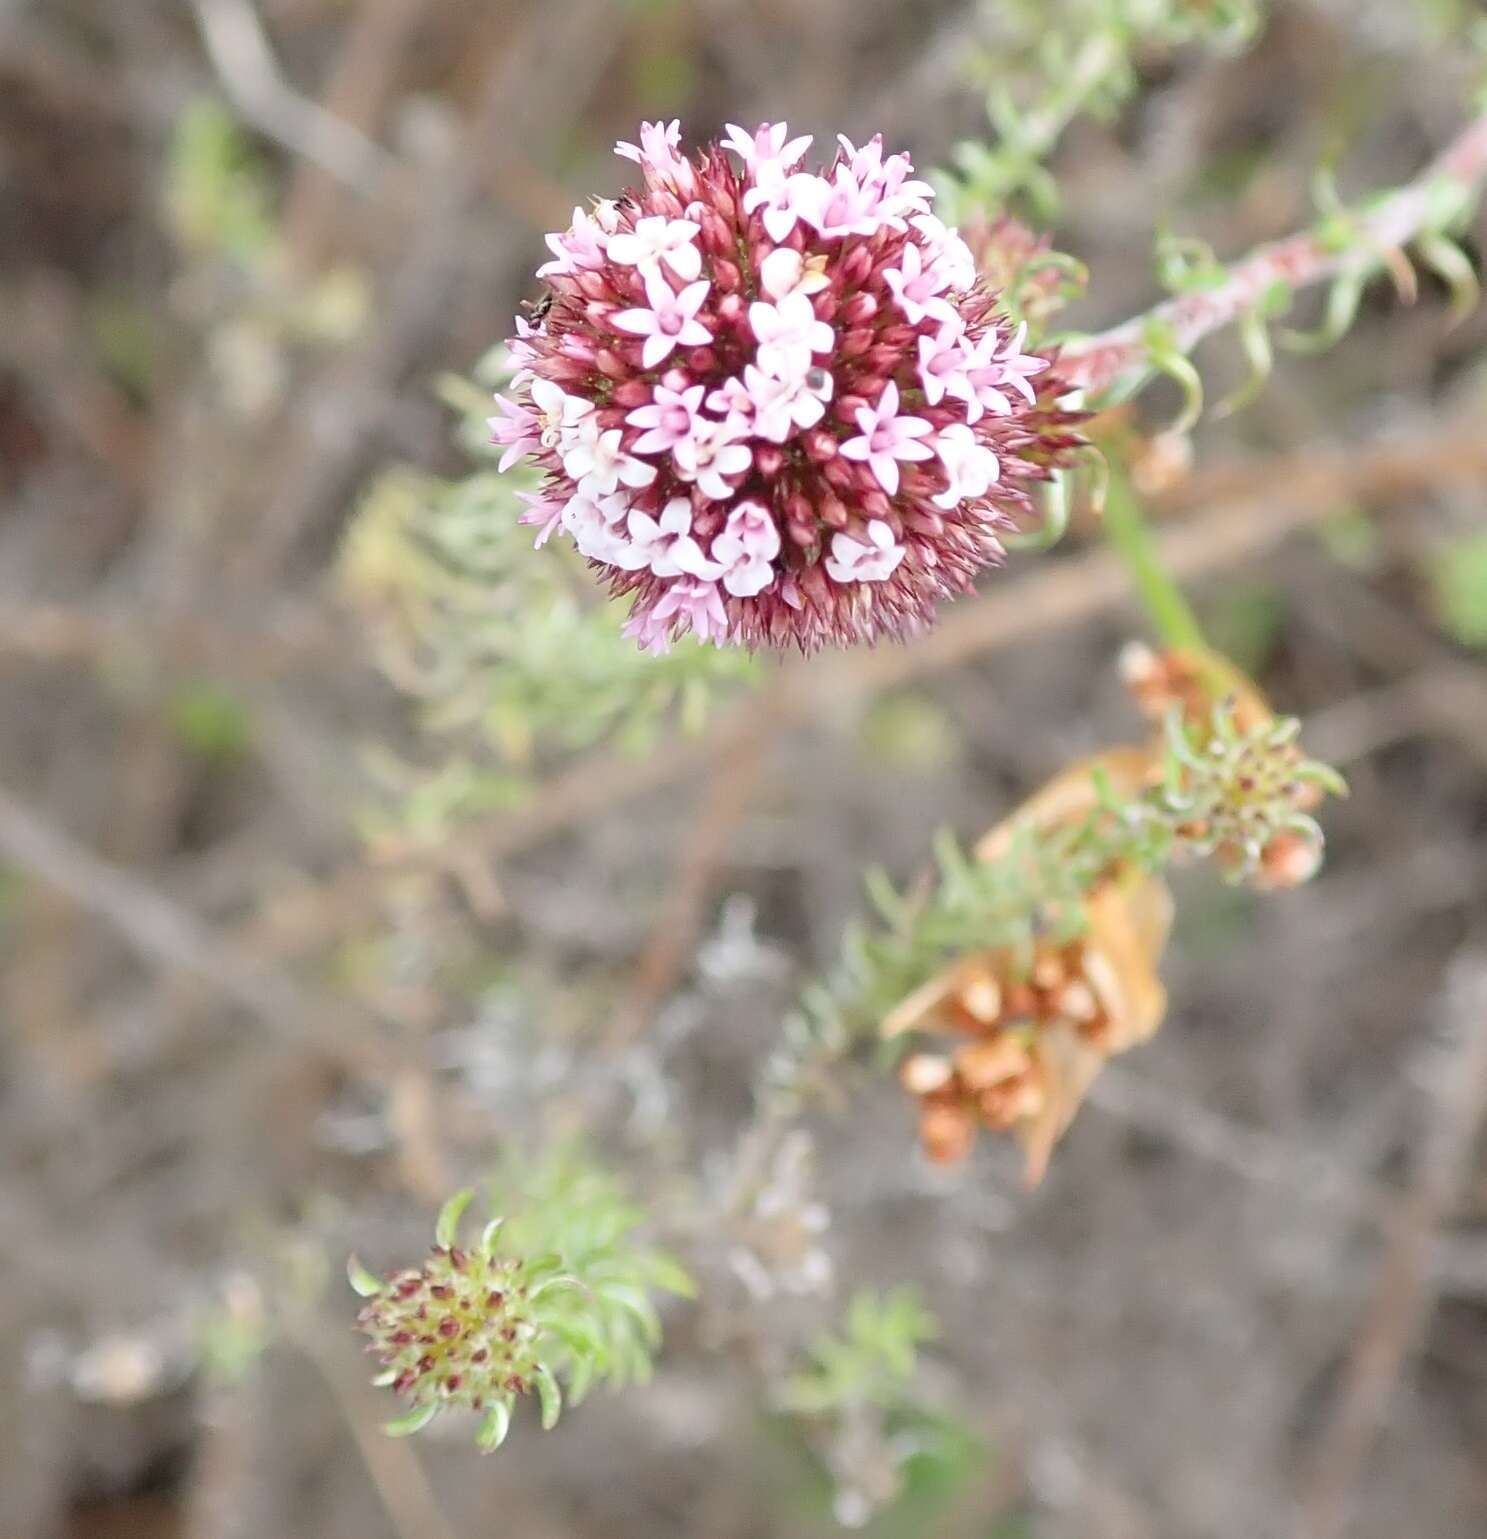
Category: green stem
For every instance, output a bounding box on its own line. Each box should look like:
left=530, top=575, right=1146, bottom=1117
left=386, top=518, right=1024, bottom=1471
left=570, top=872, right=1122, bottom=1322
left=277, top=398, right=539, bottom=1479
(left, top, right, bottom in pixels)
left=1100, top=469, right=1207, bottom=653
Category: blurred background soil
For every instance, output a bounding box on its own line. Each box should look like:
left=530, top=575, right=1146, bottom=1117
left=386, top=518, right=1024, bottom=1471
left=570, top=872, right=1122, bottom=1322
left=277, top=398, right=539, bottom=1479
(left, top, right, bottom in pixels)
left=2, top=2, right=1487, bottom=1537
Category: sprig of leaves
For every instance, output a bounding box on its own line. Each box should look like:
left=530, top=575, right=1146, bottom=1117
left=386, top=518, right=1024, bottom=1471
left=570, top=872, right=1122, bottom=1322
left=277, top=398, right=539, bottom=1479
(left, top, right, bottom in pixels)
left=761, top=692, right=1346, bottom=1115
left=778, top=1289, right=940, bottom=1418
left=350, top=1151, right=693, bottom=1450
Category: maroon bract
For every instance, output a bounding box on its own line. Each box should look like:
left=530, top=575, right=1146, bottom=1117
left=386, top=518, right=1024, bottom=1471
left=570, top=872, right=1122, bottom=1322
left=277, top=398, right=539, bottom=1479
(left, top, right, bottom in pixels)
left=491, top=119, right=1083, bottom=652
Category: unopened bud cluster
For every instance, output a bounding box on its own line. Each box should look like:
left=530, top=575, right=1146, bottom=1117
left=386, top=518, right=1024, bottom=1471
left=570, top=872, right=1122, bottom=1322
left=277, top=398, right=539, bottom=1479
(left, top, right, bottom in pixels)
left=356, top=1244, right=539, bottom=1416
left=1122, top=644, right=1344, bottom=889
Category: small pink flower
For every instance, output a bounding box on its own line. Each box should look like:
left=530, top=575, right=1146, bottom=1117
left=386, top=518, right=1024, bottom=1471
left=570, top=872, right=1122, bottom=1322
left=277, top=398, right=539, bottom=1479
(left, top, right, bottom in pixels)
left=722, top=121, right=813, bottom=173
left=743, top=165, right=826, bottom=244
left=516, top=491, right=564, bottom=548
left=606, top=216, right=702, bottom=282
left=561, top=418, right=658, bottom=498
left=916, top=319, right=976, bottom=411
left=488, top=394, right=538, bottom=471
left=824, top=519, right=905, bottom=583
left=839, top=380, right=934, bottom=496
left=624, top=575, right=728, bottom=652
left=612, top=273, right=712, bottom=369
left=673, top=419, right=751, bottom=501
left=799, top=166, right=884, bottom=240
left=530, top=377, right=593, bottom=448
left=562, top=493, right=635, bottom=565
left=615, top=120, right=694, bottom=192
left=711, top=499, right=782, bottom=597
left=626, top=498, right=722, bottom=580
left=749, top=293, right=835, bottom=379
left=932, top=424, right=1000, bottom=510
left=627, top=383, right=707, bottom=456
left=536, top=206, right=607, bottom=278
left=965, top=323, right=1050, bottom=416
left=883, top=241, right=953, bottom=327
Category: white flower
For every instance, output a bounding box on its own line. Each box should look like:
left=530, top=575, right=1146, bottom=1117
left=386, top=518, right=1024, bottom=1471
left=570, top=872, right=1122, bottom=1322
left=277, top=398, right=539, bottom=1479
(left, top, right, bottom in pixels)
left=561, top=418, right=658, bottom=499
left=931, top=424, right=1000, bottom=510
left=561, top=493, right=635, bottom=565
left=838, top=381, right=935, bottom=496
left=824, top=519, right=906, bottom=584
left=758, top=247, right=831, bottom=303
left=913, top=213, right=977, bottom=292
left=673, top=420, right=752, bottom=501
left=626, top=498, right=723, bottom=579
left=606, top=216, right=702, bottom=282
left=748, top=292, right=834, bottom=379
left=611, top=273, right=712, bottom=369
left=530, top=377, right=593, bottom=450
left=711, top=499, right=781, bottom=597
left=742, top=165, right=827, bottom=244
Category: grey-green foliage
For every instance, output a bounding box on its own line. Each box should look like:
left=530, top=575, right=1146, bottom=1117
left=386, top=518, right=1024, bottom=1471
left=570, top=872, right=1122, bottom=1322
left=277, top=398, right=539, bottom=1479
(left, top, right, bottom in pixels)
left=761, top=695, right=1346, bottom=1115
left=937, top=0, right=1265, bottom=221
left=342, top=380, right=758, bottom=841
left=1427, top=531, right=1487, bottom=649
left=779, top=1288, right=940, bottom=1418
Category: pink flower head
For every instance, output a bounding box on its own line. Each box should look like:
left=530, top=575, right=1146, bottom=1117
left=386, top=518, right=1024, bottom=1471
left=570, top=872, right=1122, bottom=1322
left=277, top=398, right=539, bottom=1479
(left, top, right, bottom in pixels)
left=492, top=120, right=1082, bottom=652
left=840, top=380, right=934, bottom=496
left=612, top=273, right=712, bottom=369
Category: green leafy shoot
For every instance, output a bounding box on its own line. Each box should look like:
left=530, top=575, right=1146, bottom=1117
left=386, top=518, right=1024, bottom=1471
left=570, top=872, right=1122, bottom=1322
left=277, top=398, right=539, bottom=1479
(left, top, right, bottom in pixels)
left=352, top=1149, right=693, bottom=1450
left=778, top=1289, right=939, bottom=1418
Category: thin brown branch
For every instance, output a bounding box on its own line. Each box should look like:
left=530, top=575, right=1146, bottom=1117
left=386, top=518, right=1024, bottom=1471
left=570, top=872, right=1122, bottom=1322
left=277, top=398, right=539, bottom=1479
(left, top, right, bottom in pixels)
left=281, top=0, right=424, bottom=270
left=1297, top=954, right=1487, bottom=1539
left=0, top=778, right=401, bottom=1077
left=190, top=0, right=396, bottom=195
left=604, top=695, right=783, bottom=1047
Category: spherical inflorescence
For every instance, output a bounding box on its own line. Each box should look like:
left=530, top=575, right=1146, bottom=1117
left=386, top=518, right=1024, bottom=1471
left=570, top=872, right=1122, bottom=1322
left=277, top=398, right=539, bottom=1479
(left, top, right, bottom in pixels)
left=356, top=1243, right=540, bottom=1416
left=490, top=119, right=1083, bottom=652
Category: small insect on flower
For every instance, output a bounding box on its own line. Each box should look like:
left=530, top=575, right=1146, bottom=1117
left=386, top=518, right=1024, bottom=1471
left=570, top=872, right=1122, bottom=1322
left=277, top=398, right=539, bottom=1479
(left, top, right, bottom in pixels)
left=490, top=120, right=1084, bottom=652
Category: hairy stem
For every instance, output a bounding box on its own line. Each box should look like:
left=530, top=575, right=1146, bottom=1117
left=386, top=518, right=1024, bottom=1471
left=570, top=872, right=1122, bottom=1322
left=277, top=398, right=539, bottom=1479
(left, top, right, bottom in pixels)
left=1059, top=108, right=1487, bottom=395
